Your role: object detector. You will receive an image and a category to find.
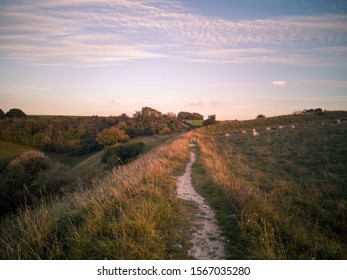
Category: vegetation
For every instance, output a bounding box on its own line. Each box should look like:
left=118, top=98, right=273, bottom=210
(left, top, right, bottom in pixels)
left=203, top=114, right=217, bottom=126
left=178, top=112, right=203, bottom=120
left=0, top=140, right=32, bottom=171
left=193, top=111, right=347, bottom=259
left=0, top=107, right=200, bottom=156
left=96, top=127, right=129, bottom=147
left=0, top=150, right=53, bottom=214
left=0, top=133, right=192, bottom=259
left=0, top=109, right=4, bottom=119
left=256, top=114, right=266, bottom=119
left=5, top=108, right=27, bottom=118
left=185, top=120, right=204, bottom=127
left=2, top=105, right=344, bottom=260
left=102, top=141, right=145, bottom=166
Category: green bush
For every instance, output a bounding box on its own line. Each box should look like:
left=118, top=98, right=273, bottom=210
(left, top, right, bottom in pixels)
left=102, top=142, right=145, bottom=166
left=0, top=109, right=5, bottom=119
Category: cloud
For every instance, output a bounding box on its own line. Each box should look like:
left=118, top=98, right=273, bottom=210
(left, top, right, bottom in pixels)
left=272, top=81, right=286, bottom=86
left=0, top=0, right=346, bottom=66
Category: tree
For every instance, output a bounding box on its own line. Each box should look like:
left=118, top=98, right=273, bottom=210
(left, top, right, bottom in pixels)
left=203, top=114, right=217, bottom=126
left=256, top=114, right=266, bottom=119
left=0, top=109, right=4, bottom=119
left=96, top=127, right=129, bottom=147
left=5, top=108, right=27, bottom=118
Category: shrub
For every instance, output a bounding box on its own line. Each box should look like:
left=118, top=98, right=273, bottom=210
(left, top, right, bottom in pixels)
left=102, top=142, right=145, bottom=166
left=0, top=150, right=53, bottom=214
left=203, top=114, right=217, bottom=126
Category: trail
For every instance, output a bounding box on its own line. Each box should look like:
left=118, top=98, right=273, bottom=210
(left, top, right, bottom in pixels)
left=176, top=143, right=226, bottom=260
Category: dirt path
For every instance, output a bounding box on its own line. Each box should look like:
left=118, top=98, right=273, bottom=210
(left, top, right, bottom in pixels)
left=176, top=144, right=227, bottom=260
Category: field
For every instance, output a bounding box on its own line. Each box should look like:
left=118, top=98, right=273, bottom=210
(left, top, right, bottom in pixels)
left=193, top=111, right=347, bottom=259
left=0, top=111, right=346, bottom=259
left=0, top=140, right=32, bottom=171
left=185, top=119, right=204, bottom=127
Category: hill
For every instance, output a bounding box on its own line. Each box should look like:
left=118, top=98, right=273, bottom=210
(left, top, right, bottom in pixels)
left=192, top=111, right=347, bottom=259
left=0, top=111, right=346, bottom=260
left=0, top=132, right=192, bottom=259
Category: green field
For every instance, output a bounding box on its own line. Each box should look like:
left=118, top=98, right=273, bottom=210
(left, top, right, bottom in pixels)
left=0, top=140, right=32, bottom=170
left=185, top=119, right=204, bottom=127
left=194, top=111, right=347, bottom=259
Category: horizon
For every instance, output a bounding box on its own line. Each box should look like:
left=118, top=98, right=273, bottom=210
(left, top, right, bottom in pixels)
left=1, top=0, right=347, bottom=120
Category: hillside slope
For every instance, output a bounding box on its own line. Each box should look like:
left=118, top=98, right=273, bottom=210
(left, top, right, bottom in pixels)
left=193, top=111, right=347, bottom=259
left=0, top=133, right=192, bottom=259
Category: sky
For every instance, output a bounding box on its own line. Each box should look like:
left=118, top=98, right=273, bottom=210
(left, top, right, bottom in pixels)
left=0, top=0, right=346, bottom=120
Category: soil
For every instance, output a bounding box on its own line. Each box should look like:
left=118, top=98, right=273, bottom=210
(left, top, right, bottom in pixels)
left=176, top=144, right=226, bottom=260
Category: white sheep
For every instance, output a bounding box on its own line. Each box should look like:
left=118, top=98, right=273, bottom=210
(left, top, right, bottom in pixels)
left=279, top=126, right=284, bottom=129
left=266, top=127, right=271, bottom=131
left=241, top=130, right=247, bottom=134
left=290, top=125, right=295, bottom=129
left=224, top=133, right=230, bottom=138
left=252, top=130, right=259, bottom=136
left=336, top=119, right=341, bottom=124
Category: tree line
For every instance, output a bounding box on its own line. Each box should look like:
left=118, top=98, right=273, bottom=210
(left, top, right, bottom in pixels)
left=0, top=107, right=212, bottom=155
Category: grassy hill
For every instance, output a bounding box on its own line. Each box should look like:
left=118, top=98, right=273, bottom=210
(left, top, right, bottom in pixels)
left=0, top=132, right=192, bottom=259
left=192, top=111, right=347, bottom=259
left=1, top=111, right=346, bottom=260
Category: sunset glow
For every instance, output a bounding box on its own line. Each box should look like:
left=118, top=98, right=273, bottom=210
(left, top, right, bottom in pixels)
left=1, top=0, right=346, bottom=119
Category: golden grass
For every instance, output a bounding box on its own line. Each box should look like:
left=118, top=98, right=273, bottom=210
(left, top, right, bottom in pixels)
left=0, top=133, right=192, bottom=259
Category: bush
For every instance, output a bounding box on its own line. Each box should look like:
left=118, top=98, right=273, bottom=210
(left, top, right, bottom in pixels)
left=203, top=114, right=217, bottom=126
left=102, top=142, right=145, bottom=166
left=0, top=150, right=53, bottom=214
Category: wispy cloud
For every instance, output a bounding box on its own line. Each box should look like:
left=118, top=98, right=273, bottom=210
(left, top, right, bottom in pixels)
left=0, top=0, right=346, bottom=66
left=10, top=85, right=53, bottom=91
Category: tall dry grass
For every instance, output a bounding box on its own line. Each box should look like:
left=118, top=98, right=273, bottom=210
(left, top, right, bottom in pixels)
left=0, top=133, right=192, bottom=259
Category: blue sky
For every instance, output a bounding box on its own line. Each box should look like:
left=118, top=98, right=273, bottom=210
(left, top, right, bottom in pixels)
left=0, top=0, right=346, bottom=120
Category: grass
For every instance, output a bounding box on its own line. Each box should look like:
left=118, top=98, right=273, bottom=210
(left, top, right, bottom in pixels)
left=0, top=132, right=193, bottom=259
left=193, top=111, right=347, bottom=259
left=0, top=140, right=32, bottom=171
left=185, top=120, right=204, bottom=127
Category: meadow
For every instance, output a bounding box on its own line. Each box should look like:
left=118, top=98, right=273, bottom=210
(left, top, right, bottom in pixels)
left=193, top=111, right=347, bottom=259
